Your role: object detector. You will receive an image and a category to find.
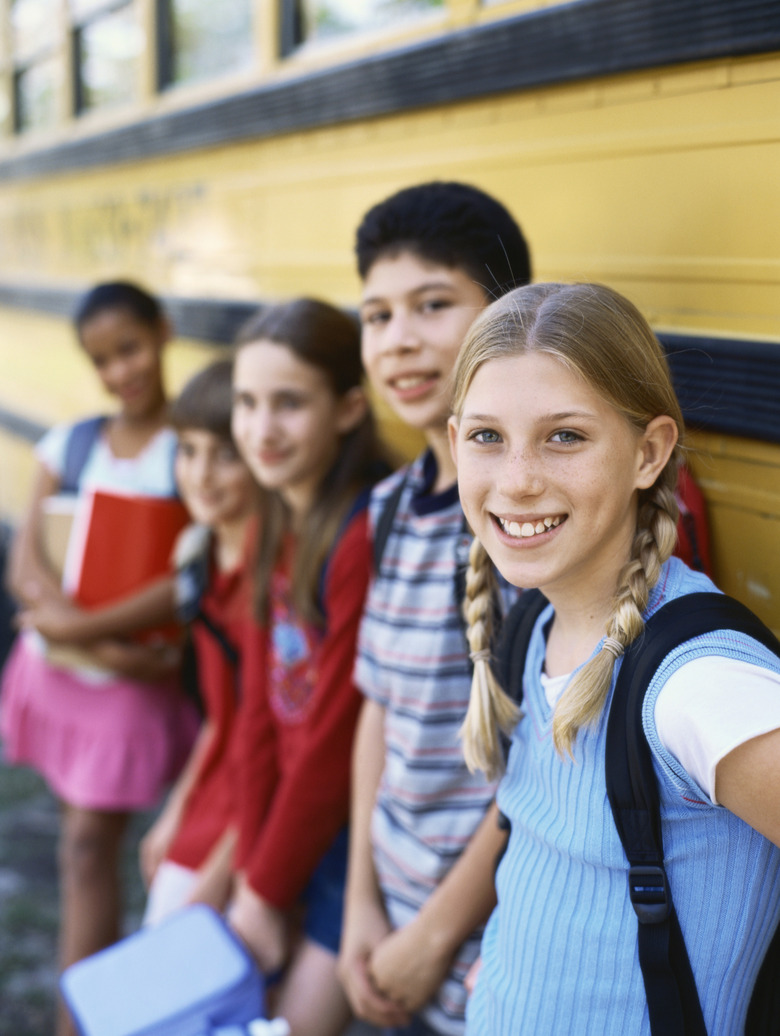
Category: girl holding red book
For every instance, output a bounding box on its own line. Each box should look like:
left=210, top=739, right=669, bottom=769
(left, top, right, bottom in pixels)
left=0, top=281, right=199, bottom=1036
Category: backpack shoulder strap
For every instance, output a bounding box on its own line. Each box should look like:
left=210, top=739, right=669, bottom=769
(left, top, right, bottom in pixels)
left=606, top=592, right=780, bottom=1036
left=61, top=416, right=107, bottom=494
left=495, top=588, right=548, bottom=706
left=491, top=588, right=548, bottom=860
left=192, top=609, right=240, bottom=672
left=372, top=470, right=409, bottom=574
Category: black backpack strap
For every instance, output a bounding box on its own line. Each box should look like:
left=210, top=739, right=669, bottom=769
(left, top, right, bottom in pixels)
left=606, top=592, right=780, bottom=1036
left=372, top=471, right=408, bottom=573
left=747, top=921, right=780, bottom=1035
left=372, top=466, right=487, bottom=644
left=61, top=415, right=106, bottom=493
left=491, top=588, right=548, bottom=867
left=192, top=609, right=240, bottom=672
left=496, top=588, right=549, bottom=707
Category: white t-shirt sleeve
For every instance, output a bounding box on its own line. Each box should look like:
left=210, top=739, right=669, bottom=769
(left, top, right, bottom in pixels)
left=36, top=423, right=177, bottom=497
left=655, top=657, right=780, bottom=804
left=34, top=423, right=71, bottom=479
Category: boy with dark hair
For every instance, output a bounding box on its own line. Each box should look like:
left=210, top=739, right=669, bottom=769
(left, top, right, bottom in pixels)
left=339, top=181, right=531, bottom=1035
left=355, top=180, right=531, bottom=297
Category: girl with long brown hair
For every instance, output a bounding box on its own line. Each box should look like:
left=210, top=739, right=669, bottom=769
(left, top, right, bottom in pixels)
left=229, top=298, right=389, bottom=1036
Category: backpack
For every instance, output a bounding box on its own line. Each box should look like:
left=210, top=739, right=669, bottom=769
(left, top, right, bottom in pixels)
left=61, top=415, right=107, bottom=493
left=674, top=463, right=712, bottom=576
left=370, top=468, right=477, bottom=659
left=59, top=414, right=178, bottom=494
left=372, top=469, right=409, bottom=574
left=173, top=526, right=240, bottom=715
left=372, top=467, right=471, bottom=572
left=497, top=588, right=780, bottom=1036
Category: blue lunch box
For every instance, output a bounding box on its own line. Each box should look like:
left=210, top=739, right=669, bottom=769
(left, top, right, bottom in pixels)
left=60, top=904, right=265, bottom=1036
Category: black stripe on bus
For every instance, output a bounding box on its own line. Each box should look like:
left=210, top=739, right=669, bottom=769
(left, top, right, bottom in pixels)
left=0, top=407, right=47, bottom=443
left=0, top=286, right=777, bottom=445
left=0, top=283, right=257, bottom=344
left=0, top=0, right=778, bottom=181
left=659, top=333, right=780, bottom=446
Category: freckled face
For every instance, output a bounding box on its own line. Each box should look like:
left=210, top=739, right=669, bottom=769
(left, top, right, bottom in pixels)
left=231, top=340, right=350, bottom=517
left=174, top=429, right=257, bottom=530
left=79, top=308, right=167, bottom=418
left=450, top=351, right=652, bottom=604
left=360, top=252, right=489, bottom=435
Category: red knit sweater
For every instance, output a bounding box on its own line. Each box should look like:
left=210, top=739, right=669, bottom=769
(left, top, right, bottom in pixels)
left=235, top=509, right=370, bottom=909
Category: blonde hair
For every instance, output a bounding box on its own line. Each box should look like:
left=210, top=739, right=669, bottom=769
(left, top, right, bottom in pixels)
left=452, top=283, right=683, bottom=773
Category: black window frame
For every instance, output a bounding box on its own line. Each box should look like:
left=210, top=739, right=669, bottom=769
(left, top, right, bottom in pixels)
left=155, top=0, right=174, bottom=90
left=279, top=0, right=302, bottom=58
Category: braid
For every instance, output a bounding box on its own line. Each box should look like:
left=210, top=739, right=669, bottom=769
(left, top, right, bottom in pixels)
left=552, top=457, right=680, bottom=756
left=460, top=536, right=520, bottom=779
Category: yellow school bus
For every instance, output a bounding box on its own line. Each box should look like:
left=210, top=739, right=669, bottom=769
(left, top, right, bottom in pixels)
left=0, top=0, right=778, bottom=630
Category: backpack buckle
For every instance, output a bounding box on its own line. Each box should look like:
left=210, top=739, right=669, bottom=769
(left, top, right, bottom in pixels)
left=628, top=865, right=670, bottom=924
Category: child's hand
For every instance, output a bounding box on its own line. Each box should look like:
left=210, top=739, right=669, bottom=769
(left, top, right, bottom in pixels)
left=337, top=897, right=412, bottom=1028
left=91, top=640, right=181, bottom=681
left=464, top=955, right=481, bottom=997
left=19, top=597, right=90, bottom=643
left=188, top=864, right=234, bottom=914
left=228, top=875, right=289, bottom=974
left=15, top=576, right=69, bottom=612
left=367, top=913, right=454, bottom=1014
left=139, top=806, right=183, bottom=887
left=187, top=831, right=236, bottom=913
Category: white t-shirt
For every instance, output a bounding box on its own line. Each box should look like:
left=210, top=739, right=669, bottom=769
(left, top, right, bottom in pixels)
left=541, top=657, right=780, bottom=803
left=36, top=421, right=177, bottom=498
left=30, top=420, right=179, bottom=680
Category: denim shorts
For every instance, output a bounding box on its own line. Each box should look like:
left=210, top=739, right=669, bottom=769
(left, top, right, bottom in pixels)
left=300, top=825, right=348, bottom=954
left=383, top=1018, right=442, bottom=1036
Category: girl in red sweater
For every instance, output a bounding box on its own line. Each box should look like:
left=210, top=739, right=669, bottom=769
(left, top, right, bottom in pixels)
left=230, top=298, right=390, bottom=1036
left=140, top=358, right=262, bottom=923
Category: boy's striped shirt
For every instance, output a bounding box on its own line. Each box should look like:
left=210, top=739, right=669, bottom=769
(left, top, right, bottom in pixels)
left=355, top=450, right=509, bottom=1035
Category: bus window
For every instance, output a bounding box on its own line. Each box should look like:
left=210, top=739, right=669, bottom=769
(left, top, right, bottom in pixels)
left=74, top=2, right=144, bottom=114
left=11, top=0, right=60, bottom=133
left=70, top=0, right=118, bottom=15
left=11, top=0, right=58, bottom=57
left=290, top=0, right=444, bottom=49
left=158, top=0, right=253, bottom=89
left=13, top=57, right=58, bottom=132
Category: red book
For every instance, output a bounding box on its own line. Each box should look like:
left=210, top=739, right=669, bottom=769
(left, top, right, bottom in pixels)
left=67, top=489, right=190, bottom=643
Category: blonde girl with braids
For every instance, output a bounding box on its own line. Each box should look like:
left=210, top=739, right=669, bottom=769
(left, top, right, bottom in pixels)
left=456, top=281, right=683, bottom=775
left=449, top=282, right=780, bottom=1035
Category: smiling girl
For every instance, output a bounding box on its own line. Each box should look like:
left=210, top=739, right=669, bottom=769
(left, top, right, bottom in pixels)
left=139, top=359, right=262, bottom=926
left=0, top=281, right=198, bottom=1036
left=228, top=298, right=390, bottom=1036
left=448, top=282, right=780, bottom=1035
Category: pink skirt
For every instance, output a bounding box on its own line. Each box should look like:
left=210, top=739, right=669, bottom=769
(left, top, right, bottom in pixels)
left=0, top=634, right=200, bottom=811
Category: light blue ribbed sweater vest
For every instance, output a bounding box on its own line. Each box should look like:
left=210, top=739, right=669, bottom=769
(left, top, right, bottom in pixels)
left=466, top=558, right=780, bottom=1035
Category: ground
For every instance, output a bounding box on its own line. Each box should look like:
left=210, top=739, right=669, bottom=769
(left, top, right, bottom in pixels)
left=0, top=749, right=377, bottom=1036
left=0, top=752, right=152, bottom=1035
